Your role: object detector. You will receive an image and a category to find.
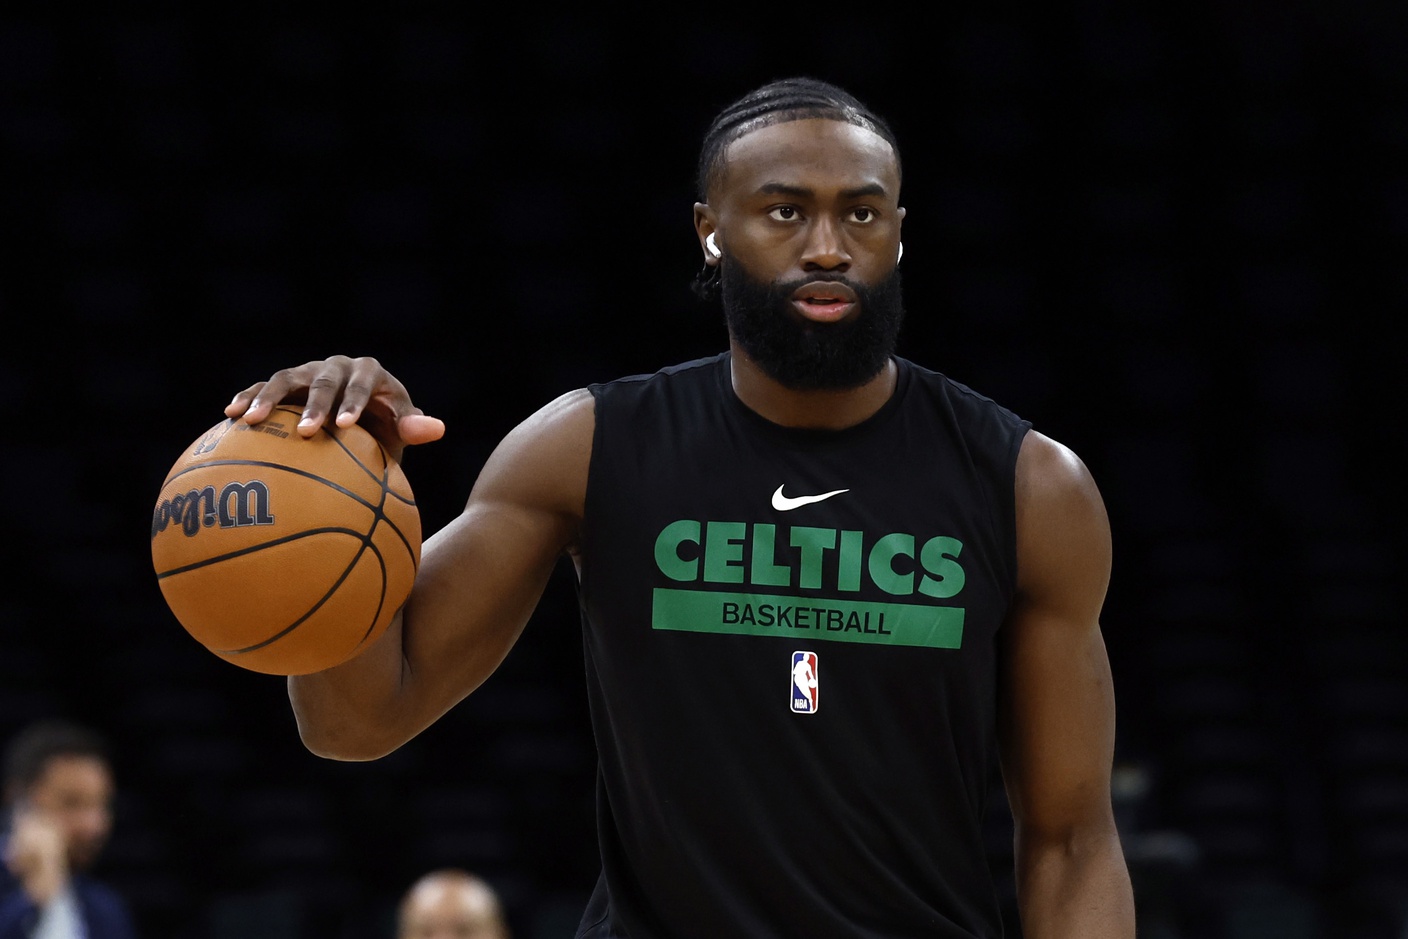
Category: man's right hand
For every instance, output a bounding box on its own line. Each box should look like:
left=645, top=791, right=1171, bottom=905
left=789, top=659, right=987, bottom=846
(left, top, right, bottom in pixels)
left=225, top=355, right=445, bottom=462
left=4, top=807, right=68, bottom=907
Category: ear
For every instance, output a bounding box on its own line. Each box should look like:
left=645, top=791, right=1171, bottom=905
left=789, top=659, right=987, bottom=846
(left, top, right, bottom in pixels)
left=896, top=206, right=906, bottom=265
left=694, top=203, right=720, bottom=267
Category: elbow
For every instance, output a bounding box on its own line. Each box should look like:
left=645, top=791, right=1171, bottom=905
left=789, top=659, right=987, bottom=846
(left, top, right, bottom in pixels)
left=295, top=718, right=404, bottom=762
left=1014, top=811, right=1123, bottom=863
left=287, top=674, right=413, bottom=762
left=290, top=698, right=410, bottom=762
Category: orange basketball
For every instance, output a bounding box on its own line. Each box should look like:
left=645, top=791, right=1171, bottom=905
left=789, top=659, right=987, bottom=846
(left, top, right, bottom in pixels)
left=150, top=405, right=421, bottom=675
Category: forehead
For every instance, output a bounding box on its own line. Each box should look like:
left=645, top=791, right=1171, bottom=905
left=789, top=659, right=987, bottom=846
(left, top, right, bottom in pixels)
left=405, top=880, right=495, bottom=922
left=35, top=755, right=111, bottom=794
left=715, top=118, right=900, bottom=200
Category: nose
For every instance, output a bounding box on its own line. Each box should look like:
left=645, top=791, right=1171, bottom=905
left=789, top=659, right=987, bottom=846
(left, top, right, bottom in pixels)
left=799, top=218, right=850, bottom=272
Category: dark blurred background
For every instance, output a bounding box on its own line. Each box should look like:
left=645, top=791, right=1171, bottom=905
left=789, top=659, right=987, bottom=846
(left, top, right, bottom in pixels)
left=1, top=6, right=1404, bottom=938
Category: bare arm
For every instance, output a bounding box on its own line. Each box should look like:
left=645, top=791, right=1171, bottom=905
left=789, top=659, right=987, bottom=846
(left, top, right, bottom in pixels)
left=999, top=431, right=1136, bottom=938
left=226, top=357, right=593, bottom=760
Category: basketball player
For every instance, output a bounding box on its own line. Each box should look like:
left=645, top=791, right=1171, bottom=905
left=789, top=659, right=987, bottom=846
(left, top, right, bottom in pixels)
left=397, top=869, right=510, bottom=939
left=0, top=720, right=136, bottom=939
left=228, top=78, right=1136, bottom=937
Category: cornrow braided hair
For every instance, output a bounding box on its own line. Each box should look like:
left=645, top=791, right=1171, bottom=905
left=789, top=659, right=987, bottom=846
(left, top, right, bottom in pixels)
left=696, top=77, right=901, bottom=202
left=691, top=77, right=901, bottom=301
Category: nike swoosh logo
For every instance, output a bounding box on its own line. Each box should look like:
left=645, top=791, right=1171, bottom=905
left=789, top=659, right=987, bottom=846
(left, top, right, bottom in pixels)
left=771, top=485, right=850, bottom=511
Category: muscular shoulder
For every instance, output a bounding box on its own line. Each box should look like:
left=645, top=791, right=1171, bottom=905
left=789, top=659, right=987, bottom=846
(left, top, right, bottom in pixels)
left=1013, top=430, right=1111, bottom=607
left=1015, top=431, right=1102, bottom=507
left=470, top=389, right=595, bottom=529
left=512, top=387, right=595, bottom=445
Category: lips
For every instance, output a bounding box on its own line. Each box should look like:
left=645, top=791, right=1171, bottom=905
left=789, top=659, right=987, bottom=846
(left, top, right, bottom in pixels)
left=791, top=280, right=858, bottom=323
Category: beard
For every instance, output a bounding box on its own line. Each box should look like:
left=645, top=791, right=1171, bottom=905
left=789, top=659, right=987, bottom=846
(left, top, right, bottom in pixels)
left=720, top=260, right=905, bottom=391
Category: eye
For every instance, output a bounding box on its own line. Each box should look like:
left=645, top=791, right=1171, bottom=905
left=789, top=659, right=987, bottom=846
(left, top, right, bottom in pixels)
left=767, top=206, right=801, bottom=221
left=848, top=207, right=876, bottom=223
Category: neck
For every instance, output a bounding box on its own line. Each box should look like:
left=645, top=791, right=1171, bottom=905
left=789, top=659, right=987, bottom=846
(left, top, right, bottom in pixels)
left=727, top=340, right=897, bottom=430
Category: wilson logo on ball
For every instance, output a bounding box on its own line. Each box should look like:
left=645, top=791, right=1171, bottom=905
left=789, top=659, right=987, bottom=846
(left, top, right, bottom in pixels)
left=151, top=481, right=276, bottom=538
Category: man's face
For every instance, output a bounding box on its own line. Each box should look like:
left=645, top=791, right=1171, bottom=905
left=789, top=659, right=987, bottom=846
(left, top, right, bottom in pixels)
left=698, top=118, right=906, bottom=390
left=22, top=755, right=114, bottom=870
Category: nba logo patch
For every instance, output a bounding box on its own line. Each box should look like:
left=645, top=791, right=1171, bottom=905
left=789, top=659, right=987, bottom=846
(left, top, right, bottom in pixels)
left=791, top=651, right=818, bottom=714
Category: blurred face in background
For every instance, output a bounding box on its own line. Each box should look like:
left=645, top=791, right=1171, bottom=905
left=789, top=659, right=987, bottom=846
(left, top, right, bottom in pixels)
left=398, top=871, right=509, bottom=939
left=23, top=754, right=114, bottom=870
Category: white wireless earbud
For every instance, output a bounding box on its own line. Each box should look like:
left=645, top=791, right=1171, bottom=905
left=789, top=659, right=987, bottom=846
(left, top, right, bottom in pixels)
left=897, top=242, right=904, bottom=265
left=706, top=232, right=723, bottom=259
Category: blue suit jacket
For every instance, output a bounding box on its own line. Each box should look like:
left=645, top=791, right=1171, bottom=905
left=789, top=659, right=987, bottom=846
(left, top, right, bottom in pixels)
left=0, top=838, right=137, bottom=939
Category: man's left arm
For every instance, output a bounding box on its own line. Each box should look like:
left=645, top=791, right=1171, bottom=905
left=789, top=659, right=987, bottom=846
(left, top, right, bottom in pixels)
left=998, top=430, right=1136, bottom=939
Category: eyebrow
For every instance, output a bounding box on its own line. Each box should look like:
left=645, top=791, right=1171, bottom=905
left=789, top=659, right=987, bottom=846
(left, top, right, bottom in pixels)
left=756, top=182, right=889, bottom=200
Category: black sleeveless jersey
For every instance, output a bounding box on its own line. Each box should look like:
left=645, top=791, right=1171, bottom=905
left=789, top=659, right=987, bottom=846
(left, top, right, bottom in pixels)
left=575, top=353, right=1031, bottom=939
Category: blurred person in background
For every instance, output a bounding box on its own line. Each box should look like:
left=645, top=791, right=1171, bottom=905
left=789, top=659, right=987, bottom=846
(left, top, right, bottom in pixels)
left=0, top=719, right=136, bottom=939
left=397, top=868, right=510, bottom=939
